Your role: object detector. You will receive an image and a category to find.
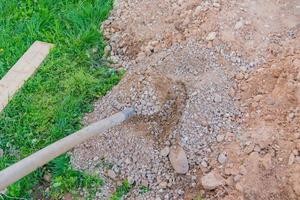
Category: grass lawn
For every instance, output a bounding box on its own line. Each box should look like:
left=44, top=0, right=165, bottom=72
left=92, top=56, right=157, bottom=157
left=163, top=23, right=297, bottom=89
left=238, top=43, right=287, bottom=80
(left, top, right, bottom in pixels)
left=0, top=0, right=123, bottom=199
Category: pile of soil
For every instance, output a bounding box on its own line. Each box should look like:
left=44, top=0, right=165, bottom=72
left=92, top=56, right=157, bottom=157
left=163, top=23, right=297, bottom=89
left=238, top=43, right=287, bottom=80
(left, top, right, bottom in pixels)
left=72, top=0, right=300, bottom=199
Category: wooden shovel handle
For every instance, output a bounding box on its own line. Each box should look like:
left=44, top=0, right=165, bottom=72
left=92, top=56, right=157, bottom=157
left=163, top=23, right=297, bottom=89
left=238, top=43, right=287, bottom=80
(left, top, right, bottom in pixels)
left=0, top=107, right=135, bottom=190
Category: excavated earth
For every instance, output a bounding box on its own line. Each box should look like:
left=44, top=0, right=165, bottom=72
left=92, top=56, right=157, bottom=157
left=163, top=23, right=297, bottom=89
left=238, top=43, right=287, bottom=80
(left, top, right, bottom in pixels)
left=71, top=0, right=300, bottom=199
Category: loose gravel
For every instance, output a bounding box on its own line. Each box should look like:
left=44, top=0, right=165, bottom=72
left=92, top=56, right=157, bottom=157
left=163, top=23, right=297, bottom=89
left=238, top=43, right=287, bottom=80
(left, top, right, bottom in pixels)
left=71, top=0, right=300, bottom=199
left=71, top=38, right=247, bottom=199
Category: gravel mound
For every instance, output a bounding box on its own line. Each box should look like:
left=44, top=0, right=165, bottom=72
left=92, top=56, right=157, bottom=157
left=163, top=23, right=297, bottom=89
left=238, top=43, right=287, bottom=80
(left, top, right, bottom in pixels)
left=71, top=39, right=242, bottom=199
left=71, top=0, right=299, bottom=199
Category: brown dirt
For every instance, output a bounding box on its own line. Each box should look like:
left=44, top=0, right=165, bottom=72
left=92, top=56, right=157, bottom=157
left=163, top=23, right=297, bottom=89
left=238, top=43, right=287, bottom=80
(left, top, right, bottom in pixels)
left=208, top=55, right=300, bottom=200
left=72, top=0, right=300, bottom=199
left=116, top=68, right=188, bottom=144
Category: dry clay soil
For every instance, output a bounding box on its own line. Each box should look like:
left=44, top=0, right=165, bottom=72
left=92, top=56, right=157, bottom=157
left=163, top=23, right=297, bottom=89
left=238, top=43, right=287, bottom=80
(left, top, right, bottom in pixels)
left=71, top=0, right=300, bottom=199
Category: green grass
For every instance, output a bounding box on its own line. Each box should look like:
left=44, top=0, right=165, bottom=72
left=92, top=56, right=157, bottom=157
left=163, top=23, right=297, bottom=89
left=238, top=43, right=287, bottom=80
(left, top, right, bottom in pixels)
left=0, top=0, right=122, bottom=199
left=110, top=180, right=133, bottom=200
left=194, top=196, right=204, bottom=200
left=138, top=185, right=150, bottom=194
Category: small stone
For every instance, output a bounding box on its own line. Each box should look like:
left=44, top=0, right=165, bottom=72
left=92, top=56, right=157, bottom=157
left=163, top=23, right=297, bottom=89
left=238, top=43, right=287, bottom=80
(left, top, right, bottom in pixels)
left=159, top=181, right=168, bottom=189
left=160, top=146, right=170, bottom=157
left=149, top=40, right=159, bottom=47
left=234, top=20, right=244, bottom=30
left=194, top=6, right=202, bottom=16
left=225, top=176, right=234, bottom=186
left=254, top=145, right=261, bottom=152
left=177, top=189, right=184, bottom=195
left=113, top=162, right=121, bottom=170
left=104, top=45, right=112, bottom=57
left=251, top=102, right=258, bottom=108
left=218, top=153, right=228, bottom=164
left=253, top=95, right=263, bottom=102
left=127, top=176, right=135, bottom=184
left=261, top=153, right=272, bottom=170
left=107, top=170, right=117, bottom=180
left=240, top=84, right=248, bottom=91
left=244, top=143, right=254, bottom=154
left=293, top=58, right=300, bottom=68
left=43, top=173, right=51, bottom=182
left=125, top=158, right=131, bottom=164
left=201, top=160, right=208, bottom=168
left=206, top=32, right=217, bottom=41
left=92, top=47, right=98, bottom=53
left=0, top=149, right=3, bottom=157
left=216, top=134, right=225, bottom=142
left=287, top=112, right=295, bottom=120
left=93, top=156, right=99, bottom=161
left=235, top=73, right=244, bottom=80
left=191, top=175, right=197, bottom=181
left=224, top=166, right=233, bottom=175
left=165, top=140, right=171, bottom=146
left=233, top=174, right=241, bottom=182
left=169, top=145, right=189, bottom=174
left=144, top=45, right=154, bottom=55
left=164, top=194, right=170, bottom=199
left=225, top=132, right=235, bottom=141
left=213, top=3, right=221, bottom=8
left=239, top=165, right=247, bottom=175
left=214, top=94, right=222, bottom=103
left=288, top=153, right=295, bottom=165
left=201, top=171, right=225, bottom=190
left=109, top=55, right=118, bottom=63
left=229, top=87, right=235, bottom=97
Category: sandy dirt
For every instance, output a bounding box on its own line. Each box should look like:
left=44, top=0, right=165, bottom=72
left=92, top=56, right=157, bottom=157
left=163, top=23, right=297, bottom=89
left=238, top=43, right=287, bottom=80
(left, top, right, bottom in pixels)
left=71, top=0, right=300, bottom=199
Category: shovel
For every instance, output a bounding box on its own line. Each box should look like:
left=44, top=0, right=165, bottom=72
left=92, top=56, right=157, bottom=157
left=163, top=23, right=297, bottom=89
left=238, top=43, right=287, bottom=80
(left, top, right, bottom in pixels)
left=0, top=107, right=135, bottom=190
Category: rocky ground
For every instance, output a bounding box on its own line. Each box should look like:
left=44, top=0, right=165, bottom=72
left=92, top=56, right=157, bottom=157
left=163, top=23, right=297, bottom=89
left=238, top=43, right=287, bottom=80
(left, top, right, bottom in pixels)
left=71, top=0, right=300, bottom=199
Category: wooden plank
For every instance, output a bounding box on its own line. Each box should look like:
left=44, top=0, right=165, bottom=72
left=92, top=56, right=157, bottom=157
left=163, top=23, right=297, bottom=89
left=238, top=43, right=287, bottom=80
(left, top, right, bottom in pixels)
left=0, top=41, right=54, bottom=113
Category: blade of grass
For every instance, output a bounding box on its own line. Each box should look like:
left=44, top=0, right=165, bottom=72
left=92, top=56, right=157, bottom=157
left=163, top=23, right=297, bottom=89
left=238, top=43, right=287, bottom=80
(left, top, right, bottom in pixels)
left=0, top=0, right=117, bottom=198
